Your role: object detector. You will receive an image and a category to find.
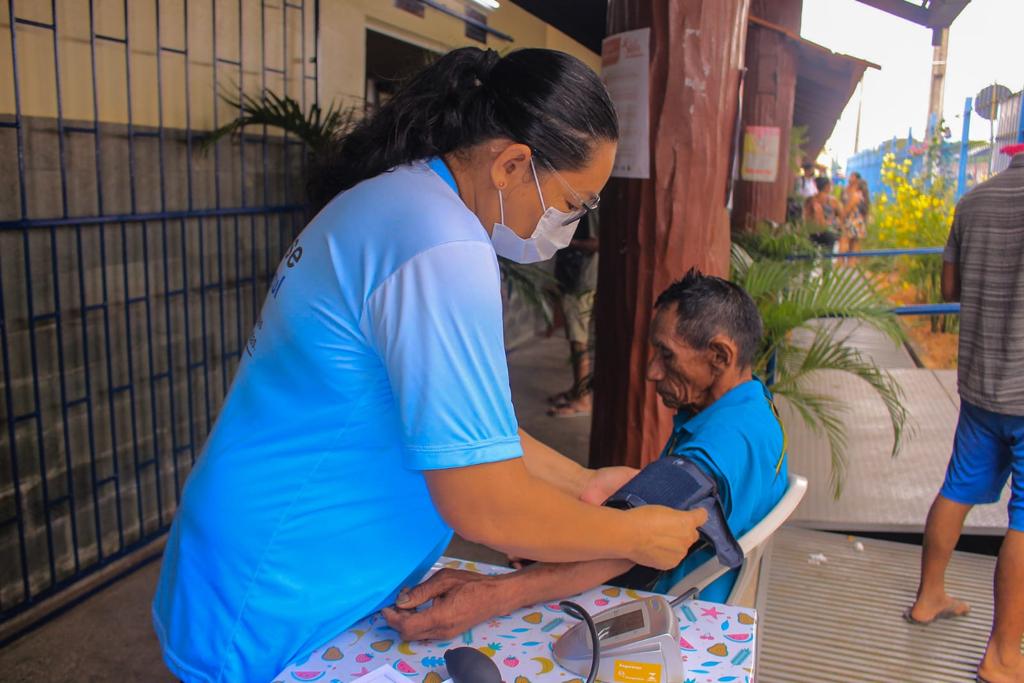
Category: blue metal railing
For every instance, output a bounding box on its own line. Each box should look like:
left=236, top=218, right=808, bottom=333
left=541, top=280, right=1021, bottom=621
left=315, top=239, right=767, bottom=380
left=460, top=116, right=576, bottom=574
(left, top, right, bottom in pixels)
left=1, top=0, right=317, bottom=624
left=791, top=246, right=961, bottom=317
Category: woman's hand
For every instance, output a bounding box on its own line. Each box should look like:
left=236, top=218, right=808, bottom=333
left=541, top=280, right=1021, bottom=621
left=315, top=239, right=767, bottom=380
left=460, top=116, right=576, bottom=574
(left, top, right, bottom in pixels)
left=626, top=505, right=708, bottom=570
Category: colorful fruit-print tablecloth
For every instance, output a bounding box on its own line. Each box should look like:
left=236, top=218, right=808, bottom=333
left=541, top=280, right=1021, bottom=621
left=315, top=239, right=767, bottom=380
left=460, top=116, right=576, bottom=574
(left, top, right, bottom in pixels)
left=275, top=557, right=756, bottom=683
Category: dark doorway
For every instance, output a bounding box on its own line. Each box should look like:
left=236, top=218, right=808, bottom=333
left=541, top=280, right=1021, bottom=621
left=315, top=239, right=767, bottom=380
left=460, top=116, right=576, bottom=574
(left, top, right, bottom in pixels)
left=365, top=30, right=439, bottom=112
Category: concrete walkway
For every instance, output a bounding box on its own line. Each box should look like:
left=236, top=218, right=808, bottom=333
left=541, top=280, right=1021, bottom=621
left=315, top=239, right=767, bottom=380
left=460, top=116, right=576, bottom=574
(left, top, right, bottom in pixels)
left=783, top=321, right=1011, bottom=534
left=0, top=335, right=588, bottom=682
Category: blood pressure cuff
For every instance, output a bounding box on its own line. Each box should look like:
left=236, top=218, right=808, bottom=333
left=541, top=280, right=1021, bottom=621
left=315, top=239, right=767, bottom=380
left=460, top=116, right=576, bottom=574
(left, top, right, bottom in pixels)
left=603, top=456, right=744, bottom=591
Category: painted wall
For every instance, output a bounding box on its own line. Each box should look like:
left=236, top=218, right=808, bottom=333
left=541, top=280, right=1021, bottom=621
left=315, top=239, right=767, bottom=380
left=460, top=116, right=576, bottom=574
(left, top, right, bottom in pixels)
left=318, top=0, right=600, bottom=106
left=1, top=0, right=599, bottom=128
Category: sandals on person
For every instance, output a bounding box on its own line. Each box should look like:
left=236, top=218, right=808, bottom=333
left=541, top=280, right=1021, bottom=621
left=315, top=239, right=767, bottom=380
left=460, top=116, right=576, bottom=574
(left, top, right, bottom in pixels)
left=901, top=604, right=970, bottom=626
left=547, top=390, right=574, bottom=407
left=547, top=402, right=592, bottom=418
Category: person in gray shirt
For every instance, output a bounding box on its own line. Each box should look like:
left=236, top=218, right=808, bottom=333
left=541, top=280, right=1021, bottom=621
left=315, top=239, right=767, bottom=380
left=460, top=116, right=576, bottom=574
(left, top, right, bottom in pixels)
left=907, top=147, right=1024, bottom=683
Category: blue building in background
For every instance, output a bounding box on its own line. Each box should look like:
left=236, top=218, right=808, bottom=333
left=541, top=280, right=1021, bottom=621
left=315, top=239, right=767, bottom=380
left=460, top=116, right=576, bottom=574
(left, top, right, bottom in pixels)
left=847, top=89, right=1024, bottom=202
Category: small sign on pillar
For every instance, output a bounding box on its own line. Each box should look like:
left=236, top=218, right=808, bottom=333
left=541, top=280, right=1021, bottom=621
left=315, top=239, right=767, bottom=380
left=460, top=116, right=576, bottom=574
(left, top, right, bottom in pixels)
left=740, top=125, right=781, bottom=182
left=602, top=27, right=651, bottom=179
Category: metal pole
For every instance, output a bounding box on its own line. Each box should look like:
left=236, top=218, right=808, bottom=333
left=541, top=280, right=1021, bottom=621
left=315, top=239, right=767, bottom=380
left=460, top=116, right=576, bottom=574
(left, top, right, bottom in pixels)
left=853, top=77, right=864, bottom=154
left=927, top=28, right=949, bottom=137
left=1018, top=84, right=1024, bottom=143
left=957, top=97, right=972, bottom=199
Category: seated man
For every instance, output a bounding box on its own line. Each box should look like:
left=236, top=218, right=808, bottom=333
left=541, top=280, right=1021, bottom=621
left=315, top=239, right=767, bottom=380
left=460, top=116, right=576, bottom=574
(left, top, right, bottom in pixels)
left=383, top=270, right=789, bottom=641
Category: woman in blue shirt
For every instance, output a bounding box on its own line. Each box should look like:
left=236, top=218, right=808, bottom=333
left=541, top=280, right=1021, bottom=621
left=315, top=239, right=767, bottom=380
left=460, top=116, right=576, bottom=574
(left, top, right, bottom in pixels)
left=152, top=47, right=707, bottom=682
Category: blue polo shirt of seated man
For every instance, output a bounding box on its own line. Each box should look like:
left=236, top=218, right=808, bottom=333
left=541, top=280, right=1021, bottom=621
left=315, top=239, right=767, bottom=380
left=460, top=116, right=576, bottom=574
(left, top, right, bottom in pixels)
left=652, top=378, right=789, bottom=603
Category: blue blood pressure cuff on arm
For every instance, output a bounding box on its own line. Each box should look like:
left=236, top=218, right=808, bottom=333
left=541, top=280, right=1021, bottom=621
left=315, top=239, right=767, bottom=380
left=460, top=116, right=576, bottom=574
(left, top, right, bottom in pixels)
left=603, top=456, right=744, bottom=591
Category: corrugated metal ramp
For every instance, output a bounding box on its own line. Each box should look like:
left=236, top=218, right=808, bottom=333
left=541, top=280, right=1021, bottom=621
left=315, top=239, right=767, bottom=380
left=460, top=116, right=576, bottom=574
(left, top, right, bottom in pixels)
left=756, top=527, right=999, bottom=682
left=779, top=367, right=1011, bottom=535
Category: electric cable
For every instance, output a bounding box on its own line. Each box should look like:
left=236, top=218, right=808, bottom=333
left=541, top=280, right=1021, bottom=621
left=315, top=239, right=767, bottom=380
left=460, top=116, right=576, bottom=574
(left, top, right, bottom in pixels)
left=559, top=600, right=599, bottom=683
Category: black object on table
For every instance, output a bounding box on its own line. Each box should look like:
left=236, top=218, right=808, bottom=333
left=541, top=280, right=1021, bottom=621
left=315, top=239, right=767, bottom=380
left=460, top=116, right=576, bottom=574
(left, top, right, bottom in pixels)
left=444, top=646, right=502, bottom=683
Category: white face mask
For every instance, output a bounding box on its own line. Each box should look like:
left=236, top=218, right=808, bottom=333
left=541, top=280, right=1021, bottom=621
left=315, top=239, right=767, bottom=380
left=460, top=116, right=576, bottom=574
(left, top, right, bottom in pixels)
left=490, top=158, right=581, bottom=263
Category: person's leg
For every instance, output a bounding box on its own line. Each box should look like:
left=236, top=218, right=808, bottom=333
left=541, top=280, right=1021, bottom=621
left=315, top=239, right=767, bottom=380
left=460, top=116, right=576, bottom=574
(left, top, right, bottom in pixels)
left=548, top=292, right=581, bottom=405
left=838, top=233, right=851, bottom=267
left=909, top=494, right=973, bottom=622
left=570, top=341, right=591, bottom=394
left=910, top=401, right=1011, bottom=622
left=978, top=530, right=1024, bottom=683
left=979, top=417, right=1024, bottom=682
left=549, top=291, right=593, bottom=417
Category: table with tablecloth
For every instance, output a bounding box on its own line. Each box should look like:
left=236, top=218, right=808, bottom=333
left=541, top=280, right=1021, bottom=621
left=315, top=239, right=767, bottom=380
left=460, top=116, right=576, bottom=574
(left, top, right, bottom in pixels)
left=275, top=557, right=757, bottom=683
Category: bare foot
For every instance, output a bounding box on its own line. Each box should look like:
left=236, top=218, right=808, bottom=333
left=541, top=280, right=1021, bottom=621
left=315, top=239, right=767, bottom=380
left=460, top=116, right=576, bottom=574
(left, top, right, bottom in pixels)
left=906, top=593, right=971, bottom=624
left=977, top=651, right=1024, bottom=683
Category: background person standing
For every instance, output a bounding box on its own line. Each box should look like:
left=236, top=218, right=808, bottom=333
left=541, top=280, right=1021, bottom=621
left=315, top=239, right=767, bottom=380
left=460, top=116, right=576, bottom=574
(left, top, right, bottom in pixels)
left=548, top=212, right=599, bottom=418
left=907, top=149, right=1024, bottom=683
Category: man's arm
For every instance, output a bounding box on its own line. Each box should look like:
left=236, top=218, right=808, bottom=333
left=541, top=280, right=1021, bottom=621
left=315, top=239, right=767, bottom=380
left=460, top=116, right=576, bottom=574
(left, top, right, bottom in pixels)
left=941, top=261, right=960, bottom=302
left=382, top=559, right=634, bottom=641
left=942, top=215, right=961, bottom=302
left=518, top=429, right=592, bottom=498
left=518, top=430, right=640, bottom=505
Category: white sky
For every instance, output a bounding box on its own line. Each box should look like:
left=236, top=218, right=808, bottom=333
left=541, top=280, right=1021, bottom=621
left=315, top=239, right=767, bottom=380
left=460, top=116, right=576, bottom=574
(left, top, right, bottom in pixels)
left=800, top=0, right=1024, bottom=169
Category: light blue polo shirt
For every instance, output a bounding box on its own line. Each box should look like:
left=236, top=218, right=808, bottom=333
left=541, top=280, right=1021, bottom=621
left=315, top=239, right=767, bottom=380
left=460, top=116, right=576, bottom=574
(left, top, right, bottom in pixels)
left=653, top=379, right=788, bottom=602
left=152, top=159, right=522, bottom=682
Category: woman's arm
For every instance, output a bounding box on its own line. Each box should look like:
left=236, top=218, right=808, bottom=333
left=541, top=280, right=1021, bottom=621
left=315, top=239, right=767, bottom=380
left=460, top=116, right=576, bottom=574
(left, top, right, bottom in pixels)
left=840, top=189, right=860, bottom=221
left=425, top=457, right=705, bottom=569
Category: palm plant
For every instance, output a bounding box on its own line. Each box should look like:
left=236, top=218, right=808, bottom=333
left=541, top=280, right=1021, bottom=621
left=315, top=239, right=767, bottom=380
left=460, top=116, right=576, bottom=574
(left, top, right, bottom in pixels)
left=731, top=238, right=909, bottom=496
left=203, top=89, right=358, bottom=153
left=201, top=89, right=558, bottom=321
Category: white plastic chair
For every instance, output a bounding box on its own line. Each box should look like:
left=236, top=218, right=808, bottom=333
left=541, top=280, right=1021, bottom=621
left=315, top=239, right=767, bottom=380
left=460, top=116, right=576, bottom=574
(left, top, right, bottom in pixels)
left=667, top=474, right=808, bottom=604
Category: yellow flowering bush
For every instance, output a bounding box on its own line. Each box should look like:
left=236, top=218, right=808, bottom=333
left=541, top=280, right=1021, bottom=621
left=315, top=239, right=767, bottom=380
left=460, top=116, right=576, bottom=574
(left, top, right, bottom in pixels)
left=871, top=153, right=954, bottom=251
left=868, top=153, right=955, bottom=329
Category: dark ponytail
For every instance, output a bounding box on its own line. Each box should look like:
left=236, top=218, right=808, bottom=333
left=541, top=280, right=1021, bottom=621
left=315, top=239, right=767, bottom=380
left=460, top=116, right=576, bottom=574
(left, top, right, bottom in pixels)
left=309, top=47, right=619, bottom=211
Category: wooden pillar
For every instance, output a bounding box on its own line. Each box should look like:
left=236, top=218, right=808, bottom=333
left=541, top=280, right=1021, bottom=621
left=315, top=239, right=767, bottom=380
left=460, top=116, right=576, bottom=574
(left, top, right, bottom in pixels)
left=730, top=0, right=802, bottom=233
left=590, top=0, right=751, bottom=469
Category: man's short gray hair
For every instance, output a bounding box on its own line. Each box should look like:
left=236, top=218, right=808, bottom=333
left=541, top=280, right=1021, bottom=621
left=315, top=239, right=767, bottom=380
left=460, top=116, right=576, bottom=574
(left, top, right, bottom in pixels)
left=654, top=268, right=764, bottom=369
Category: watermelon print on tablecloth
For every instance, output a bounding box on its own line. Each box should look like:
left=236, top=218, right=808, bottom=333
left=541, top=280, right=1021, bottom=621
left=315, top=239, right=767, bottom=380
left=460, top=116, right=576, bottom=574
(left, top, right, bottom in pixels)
left=275, top=558, right=756, bottom=682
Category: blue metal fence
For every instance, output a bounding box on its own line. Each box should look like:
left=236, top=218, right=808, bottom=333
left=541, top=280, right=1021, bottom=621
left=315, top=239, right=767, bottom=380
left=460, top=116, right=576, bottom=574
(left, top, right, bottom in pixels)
left=805, top=247, right=960, bottom=318
left=1, top=0, right=316, bottom=623
left=845, top=135, right=958, bottom=202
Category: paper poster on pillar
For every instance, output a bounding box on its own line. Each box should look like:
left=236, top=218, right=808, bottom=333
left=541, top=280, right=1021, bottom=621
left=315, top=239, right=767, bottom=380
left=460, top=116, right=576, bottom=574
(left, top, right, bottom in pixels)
left=601, top=27, right=650, bottom=179
left=741, top=126, right=781, bottom=182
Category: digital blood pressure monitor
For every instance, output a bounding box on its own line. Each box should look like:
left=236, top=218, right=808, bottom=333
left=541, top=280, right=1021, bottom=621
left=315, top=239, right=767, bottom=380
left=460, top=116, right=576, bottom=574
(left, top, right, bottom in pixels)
left=552, top=596, right=684, bottom=683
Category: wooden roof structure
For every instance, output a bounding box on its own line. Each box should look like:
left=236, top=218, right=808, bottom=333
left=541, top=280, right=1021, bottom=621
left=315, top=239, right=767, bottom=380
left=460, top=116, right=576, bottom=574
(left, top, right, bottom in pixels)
left=749, top=15, right=880, bottom=161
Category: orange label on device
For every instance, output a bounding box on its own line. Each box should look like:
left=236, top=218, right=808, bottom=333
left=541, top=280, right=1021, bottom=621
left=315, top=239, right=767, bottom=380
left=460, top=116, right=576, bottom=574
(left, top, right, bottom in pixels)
left=613, top=659, right=662, bottom=682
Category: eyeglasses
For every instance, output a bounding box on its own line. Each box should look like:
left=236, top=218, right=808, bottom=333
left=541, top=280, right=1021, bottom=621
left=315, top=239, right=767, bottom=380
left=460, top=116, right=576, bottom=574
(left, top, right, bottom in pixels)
left=536, top=156, right=601, bottom=226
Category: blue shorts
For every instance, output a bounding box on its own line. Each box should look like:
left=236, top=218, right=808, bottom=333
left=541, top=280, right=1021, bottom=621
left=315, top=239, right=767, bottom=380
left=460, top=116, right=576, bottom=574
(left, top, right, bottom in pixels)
left=940, top=400, right=1024, bottom=532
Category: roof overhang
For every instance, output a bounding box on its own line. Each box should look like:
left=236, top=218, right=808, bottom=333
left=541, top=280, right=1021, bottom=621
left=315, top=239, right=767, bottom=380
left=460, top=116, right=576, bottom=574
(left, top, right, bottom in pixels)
left=853, top=0, right=970, bottom=43
left=749, top=15, right=880, bottom=161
